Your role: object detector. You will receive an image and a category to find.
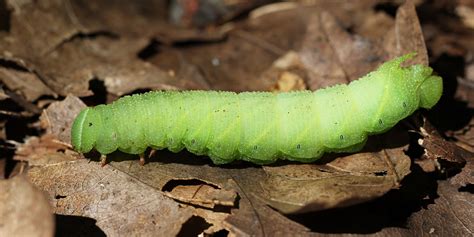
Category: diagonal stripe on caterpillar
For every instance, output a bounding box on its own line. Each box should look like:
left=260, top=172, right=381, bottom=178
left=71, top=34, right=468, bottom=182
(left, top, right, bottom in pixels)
left=71, top=54, right=443, bottom=164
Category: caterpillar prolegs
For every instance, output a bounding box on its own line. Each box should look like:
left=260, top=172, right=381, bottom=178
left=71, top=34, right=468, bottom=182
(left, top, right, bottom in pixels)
left=71, top=54, right=443, bottom=164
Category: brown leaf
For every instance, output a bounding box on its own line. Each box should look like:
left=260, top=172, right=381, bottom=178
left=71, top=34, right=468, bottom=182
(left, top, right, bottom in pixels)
left=147, top=48, right=212, bottom=90
left=355, top=11, right=394, bottom=39
left=418, top=119, right=473, bottom=186
left=260, top=130, right=410, bottom=214
left=384, top=1, right=428, bottom=65
left=406, top=181, right=474, bottom=236
left=0, top=0, right=86, bottom=59
left=0, top=175, right=55, bottom=237
left=419, top=119, right=470, bottom=163
left=222, top=175, right=313, bottom=236
left=3, top=1, right=464, bottom=236
left=173, top=6, right=312, bottom=91
left=40, top=95, right=86, bottom=144
left=0, top=0, right=188, bottom=97
left=14, top=134, right=75, bottom=165
left=0, top=0, right=219, bottom=59
left=28, top=159, right=195, bottom=236
left=2, top=89, right=41, bottom=114
left=109, top=155, right=312, bottom=236
left=34, top=37, right=179, bottom=97
left=68, top=0, right=229, bottom=43
left=449, top=156, right=474, bottom=188
left=299, top=1, right=429, bottom=91
left=260, top=51, right=308, bottom=91
left=187, top=208, right=229, bottom=235
left=299, top=11, right=385, bottom=90
left=163, top=179, right=237, bottom=209
left=0, top=66, right=55, bottom=101
left=105, top=129, right=410, bottom=233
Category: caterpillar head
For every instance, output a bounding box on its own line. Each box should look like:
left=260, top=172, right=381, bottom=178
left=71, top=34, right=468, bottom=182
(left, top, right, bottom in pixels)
left=383, top=53, right=443, bottom=110
left=418, top=73, right=443, bottom=109
left=71, top=107, right=99, bottom=153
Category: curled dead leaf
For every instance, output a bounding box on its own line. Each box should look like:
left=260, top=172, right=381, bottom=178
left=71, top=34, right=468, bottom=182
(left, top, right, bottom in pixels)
left=419, top=119, right=473, bottom=186
left=14, top=134, right=76, bottom=165
left=163, top=179, right=238, bottom=209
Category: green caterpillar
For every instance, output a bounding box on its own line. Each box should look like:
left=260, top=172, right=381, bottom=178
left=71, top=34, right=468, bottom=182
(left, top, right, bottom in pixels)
left=71, top=54, right=442, bottom=165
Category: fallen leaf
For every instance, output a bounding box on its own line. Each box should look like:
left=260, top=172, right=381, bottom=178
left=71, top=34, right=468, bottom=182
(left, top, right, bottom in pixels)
left=384, top=1, right=428, bottom=65
left=147, top=47, right=212, bottom=90
left=3, top=1, right=470, bottom=236
left=163, top=179, right=237, bottom=209
left=34, top=37, right=179, bottom=97
left=0, top=175, right=55, bottom=237
left=14, top=134, right=75, bottom=165
left=0, top=0, right=191, bottom=98
left=260, top=51, right=308, bottom=91
left=109, top=155, right=312, bottom=236
left=355, top=11, right=394, bottom=39
left=224, top=170, right=315, bottom=236
left=260, top=128, right=411, bottom=214
left=419, top=119, right=471, bottom=177
left=0, top=66, right=55, bottom=101
left=28, top=159, right=195, bottom=236
left=104, top=128, right=410, bottom=233
left=406, top=181, right=474, bottom=236
left=187, top=208, right=229, bottom=235
left=40, top=95, right=86, bottom=143
left=299, top=11, right=385, bottom=90
left=173, top=6, right=312, bottom=91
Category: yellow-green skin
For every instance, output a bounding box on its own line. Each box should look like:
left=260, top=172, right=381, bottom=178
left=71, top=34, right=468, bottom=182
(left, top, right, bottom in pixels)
left=71, top=54, right=443, bottom=164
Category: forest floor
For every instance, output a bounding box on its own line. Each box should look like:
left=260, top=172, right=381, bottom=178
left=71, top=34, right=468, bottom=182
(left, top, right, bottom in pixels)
left=0, top=0, right=473, bottom=236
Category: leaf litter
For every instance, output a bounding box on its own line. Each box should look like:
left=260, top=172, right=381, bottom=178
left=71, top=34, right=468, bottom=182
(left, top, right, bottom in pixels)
left=1, top=0, right=473, bottom=236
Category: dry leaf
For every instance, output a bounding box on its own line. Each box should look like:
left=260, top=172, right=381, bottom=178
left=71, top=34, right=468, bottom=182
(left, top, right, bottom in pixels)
left=28, top=159, right=196, bottom=236
left=406, top=181, right=474, bottom=236
left=0, top=67, right=55, bottom=101
left=40, top=95, right=86, bottom=143
left=0, top=175, right=55, bottom=237
left=260, top=129, right=410, bottom=214
left=384, top=1, right=428, bottom=65
left=34, top=37, right=179, bottom=97
left=163, top=179, right=237, bottom=209
left=261, top=51, right=308, bottom=91
left=110, top=155, right=312, bottom=236
left=3, top=1, right=471, bottom=236
left=0, top=0, right=191, bottom=97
